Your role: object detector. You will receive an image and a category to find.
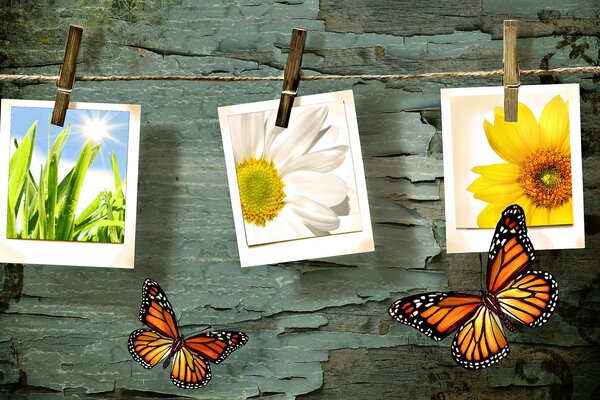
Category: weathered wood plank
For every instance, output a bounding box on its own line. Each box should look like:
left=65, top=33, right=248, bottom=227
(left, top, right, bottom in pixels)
left=0, top=1, right=599, bottom=399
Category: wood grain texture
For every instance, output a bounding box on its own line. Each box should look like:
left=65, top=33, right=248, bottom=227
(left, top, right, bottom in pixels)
left=51, top=25, right=83, bottom=126
left=1, top=1, right=599, bottom=399
left=503, top=20, right=519, bottom=122
left=276, top=28, right=307, bottom=127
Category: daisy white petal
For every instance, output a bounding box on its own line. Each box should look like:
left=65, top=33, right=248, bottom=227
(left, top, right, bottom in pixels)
left=285, top=195, right=340, bottom=232
left=270, top=106, right=328, bottom=167
left=241, top=111, right=266, bottom=159
left=307, top=125, right=341, bottom=153
left=230, top=115, right=246, bottom=164
left=263, top=110, right=282, bottom=160
left=284, top=171, right=348, bottom=207
left=279, top=145, right=349, bottom=176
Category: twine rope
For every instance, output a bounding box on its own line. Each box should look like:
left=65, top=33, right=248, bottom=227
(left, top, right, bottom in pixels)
left=0, top=66, right=599, bottom=83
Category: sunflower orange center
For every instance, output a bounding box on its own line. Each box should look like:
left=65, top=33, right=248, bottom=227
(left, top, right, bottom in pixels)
left=518, top=150, right=571, bottom=208
left=236, top=158, right=285, bottom=226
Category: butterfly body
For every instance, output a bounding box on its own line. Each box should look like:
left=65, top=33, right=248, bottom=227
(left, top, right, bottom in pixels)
left=162, top=336, right=185, bottom=369
left=479, top=289, right=517, bottom=333
left=389, top=204, right=558, bottom=369
left=128, top=279, right=248, bottom=388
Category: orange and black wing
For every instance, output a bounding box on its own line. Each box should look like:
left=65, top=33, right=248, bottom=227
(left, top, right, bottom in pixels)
left=451, top=305, right=509, bottom=370
left=170, top=347, right=212, bottom=389
left=389, top=292, right=482, bottom=341
left=496, top=270, right=559, bottom=328
left=138, top=278, right=181, bottom=339
left=486, top=204, right=536, bottom=294
left=128, top=328, right=173, bottom=369
left=184, top=331, right=249, bottom=364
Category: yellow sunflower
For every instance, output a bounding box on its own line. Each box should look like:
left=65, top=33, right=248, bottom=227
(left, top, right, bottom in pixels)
left=467, top=95, right=573, bottom=227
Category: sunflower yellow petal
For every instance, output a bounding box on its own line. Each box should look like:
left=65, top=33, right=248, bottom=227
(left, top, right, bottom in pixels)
left=515, top=102, right=541, bottom=152
left=548, top=199, right=574, bottom=225
left=477, top=203, right=507, bottom=228
left=484, top=116, right=527, bottom=164
left=467, top=176, right=494, bottom=193
left=539, top=95, right=570, bottom=152
left=471, top=182, right=523, bottom=204
left=471, top=163, right=521, bottom=183
left=528, top=203, right=550, bottom=226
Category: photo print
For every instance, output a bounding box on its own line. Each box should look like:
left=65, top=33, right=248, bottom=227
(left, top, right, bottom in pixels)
left=441, top=84, right=584, bottom=253
left=219, top=90, right=374, bottom=267
left=0, top=99, right=141, bottom=268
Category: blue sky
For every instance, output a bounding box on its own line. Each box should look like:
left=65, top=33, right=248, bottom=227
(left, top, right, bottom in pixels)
left=10, top=107, right=130, bottom=179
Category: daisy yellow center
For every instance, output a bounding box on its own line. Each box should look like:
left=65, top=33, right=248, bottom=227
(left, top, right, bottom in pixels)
left=236, top=158, right=285, bottom=226
left=518, top=150, right=571, bottom=208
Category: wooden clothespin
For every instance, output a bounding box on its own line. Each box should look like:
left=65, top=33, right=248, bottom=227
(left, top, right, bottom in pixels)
left=51, top=25, right=83, bottom=127
left=502, top=20, right=519, bottom=122
left=275, top=28, right=308, bottom=128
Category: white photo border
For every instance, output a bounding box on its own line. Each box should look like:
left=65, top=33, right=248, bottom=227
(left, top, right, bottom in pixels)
left=441, top=84, right=585, bottom=253
left=0, top=99, right=141, bottom=268
left=218, top=90, right=374, bottom=267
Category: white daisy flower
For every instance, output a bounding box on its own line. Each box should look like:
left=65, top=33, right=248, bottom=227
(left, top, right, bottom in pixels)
left=231, top=105, right=351, bottom=245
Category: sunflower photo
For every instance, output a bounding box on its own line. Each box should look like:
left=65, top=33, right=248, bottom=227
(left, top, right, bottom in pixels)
left=219, top=90, right=374, bottom=267
left=0, top=99, right=141, bottom=268
left=441, top=84, right=584, bottom=253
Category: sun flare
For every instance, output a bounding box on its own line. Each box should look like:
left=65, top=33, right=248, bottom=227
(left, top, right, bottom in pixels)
left=80, top=113, right=112, bottom=143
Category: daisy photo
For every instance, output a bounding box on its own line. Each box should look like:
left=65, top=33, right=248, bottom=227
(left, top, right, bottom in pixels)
left=0, top=99, right=141, bottom=268
left=219, top=90, right=374, bottom=267
left=441, top=84, right=584, bottom=253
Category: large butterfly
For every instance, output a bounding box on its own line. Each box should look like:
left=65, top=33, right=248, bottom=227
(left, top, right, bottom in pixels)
left=388, top=204, right=558, bottom=370
left=128, top=279, right=248, bottom=388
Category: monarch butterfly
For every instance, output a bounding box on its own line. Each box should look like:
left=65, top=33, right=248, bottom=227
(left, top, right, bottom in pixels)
left=128, top=279, right=248, bottom=388
left=388, top=204, right=558, bottom=369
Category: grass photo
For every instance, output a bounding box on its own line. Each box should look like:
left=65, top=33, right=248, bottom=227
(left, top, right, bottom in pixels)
left=7, top=106, right=130, bottom=244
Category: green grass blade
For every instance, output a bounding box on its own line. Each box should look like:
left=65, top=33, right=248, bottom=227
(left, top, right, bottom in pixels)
left=110, top=152, right=121, bottom=195
left=8, top=121, right=37, bottom=218
left=74, top=192, right=105, bottom=227
left=55, top=140, right=93, bottom=241
left=55, top=143, right=101, bottom=212
left=49, top=124, right=71, bottom=163
left=103, top=190, right=120, bottom=243
left=37, top=166, right=46, bottom=239
left=26, top=172, right=40, bottom=237
left=46, top=154, right=58, bottom=240
left=6, top=207, right=17, bottom=238
left=74, top=219, right=124, bottom=240
left=21, top=176, right=30, bottom=238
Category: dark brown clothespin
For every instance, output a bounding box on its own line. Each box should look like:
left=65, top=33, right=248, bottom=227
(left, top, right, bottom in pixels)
left=275, top=28, right=307, bottom=128
left=51, top=25, right=83, bottom=127
left=502, top=20, right=519, bottom=122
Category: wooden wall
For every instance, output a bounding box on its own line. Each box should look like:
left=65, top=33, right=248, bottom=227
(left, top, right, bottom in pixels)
left=1, top=1, right=599, bottom=398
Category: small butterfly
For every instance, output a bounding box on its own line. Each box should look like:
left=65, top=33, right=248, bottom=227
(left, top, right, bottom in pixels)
left=389, top=204, right=558, bottom=369
left=128, top=279, right=248, bottom=388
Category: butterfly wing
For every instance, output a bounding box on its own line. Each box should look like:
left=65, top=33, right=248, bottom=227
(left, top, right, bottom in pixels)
left=451, top=305, right=509, bottom=370
left=389, top=292, right=482, bottom=341
left=184, top=331, right=249, bottom=364
left=486, top=204, right=536, bottom=294
left=128, top=328, right=173, bottom=369
left=139, top=279, right=180, bottom=339
left=496, top=270, right=559, bottom=328
left=170, top=347, right=212, bottom=389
